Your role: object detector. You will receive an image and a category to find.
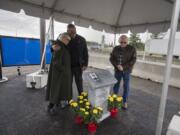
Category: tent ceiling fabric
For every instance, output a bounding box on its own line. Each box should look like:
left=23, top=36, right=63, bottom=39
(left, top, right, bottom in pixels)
left=0, top=0, right=179, bottom=33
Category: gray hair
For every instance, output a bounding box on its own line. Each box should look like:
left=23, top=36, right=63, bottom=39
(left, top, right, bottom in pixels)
left=57, top=32, right=71, bottom=41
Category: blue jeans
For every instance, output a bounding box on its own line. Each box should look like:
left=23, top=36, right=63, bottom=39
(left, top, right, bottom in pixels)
left=113, top=71, right=131, bottom=103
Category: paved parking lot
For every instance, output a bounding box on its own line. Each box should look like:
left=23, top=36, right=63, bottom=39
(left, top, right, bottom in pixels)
left=1, top=52, right=180, bottom=135
left=0, top=65, right=180, bottom=135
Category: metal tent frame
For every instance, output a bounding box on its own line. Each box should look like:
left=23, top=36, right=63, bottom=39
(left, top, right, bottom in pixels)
left=0, top=0, right=180, bottom=134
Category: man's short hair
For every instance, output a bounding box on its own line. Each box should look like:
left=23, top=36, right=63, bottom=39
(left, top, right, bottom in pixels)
left=67, top=24, right=75, bottom=29
left=120, top=35, right=128, bottom=39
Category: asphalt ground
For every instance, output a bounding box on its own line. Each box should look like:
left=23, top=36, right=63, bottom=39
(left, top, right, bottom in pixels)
left=0, top=52, right=180, bottom=135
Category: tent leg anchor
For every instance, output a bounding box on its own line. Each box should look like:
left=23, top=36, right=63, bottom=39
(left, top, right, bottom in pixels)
left=0, top=64, right=8, bottom=83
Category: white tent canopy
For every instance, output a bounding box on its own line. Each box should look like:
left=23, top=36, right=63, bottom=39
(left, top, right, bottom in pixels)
left=0, top=1, right=180, bottom=135
left=0, top=0, right=179, bottom=34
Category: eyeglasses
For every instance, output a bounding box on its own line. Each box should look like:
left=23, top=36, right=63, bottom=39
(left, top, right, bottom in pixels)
left=120, top=42, right=127, bottom=44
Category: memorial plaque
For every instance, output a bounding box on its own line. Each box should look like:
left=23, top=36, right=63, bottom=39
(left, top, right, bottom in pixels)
left=83, top=67, right=117, bottom=122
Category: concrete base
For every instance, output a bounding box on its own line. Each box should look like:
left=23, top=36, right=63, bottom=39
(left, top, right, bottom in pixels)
left=0, top=77, right=8, bottom=83
left=26, top=70, right=48, bottom=89
left=167, top=114, right=180, bottom=135
left=88, top=87, right=111, bottom=122
left=98, top=112, right=110, bottom=123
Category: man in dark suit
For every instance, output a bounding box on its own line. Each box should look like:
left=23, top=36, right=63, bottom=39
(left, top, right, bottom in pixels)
left=67, top=24, right=89, bottom=95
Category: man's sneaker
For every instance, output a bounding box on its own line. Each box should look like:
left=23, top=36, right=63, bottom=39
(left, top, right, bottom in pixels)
left=47, top=103, right=54, bottom=113
left=60, top=101, right=69, bottom=109
left=48, top=106, right=59, bottom=115
left=47, top=103, right=59, bottom=115
left=122, top=102, right=128, bottom=110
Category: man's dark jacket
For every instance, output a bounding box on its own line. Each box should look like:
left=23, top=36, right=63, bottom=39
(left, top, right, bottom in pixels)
left=46, top=41, right=72, bottom=104
left=68, top=34, right=88, bottom=68
left=110, top=45, right=136, bottom=72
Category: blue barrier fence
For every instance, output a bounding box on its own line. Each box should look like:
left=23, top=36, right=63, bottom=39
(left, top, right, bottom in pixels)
left=0, top=36, right=52, bottom=67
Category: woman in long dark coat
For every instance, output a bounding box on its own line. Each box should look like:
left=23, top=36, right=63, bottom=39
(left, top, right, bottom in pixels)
left=46, top=33, right=72, bottom=112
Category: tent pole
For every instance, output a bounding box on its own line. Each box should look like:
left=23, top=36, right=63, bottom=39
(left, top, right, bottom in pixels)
left=114, top=32, right=117, bottom=46
left=0, top=38, right=8, bottom=83
left=155, top=0, right=180, bottom=135
left=0, top=64, right=2, bottom=80
left=0, top=37, right=2, bottom=79
left=0, top=46, right=2, bottom=80
left=51, top=16, right=54, bottom=40
left=143, top=30, right=149, bottom=61
left=113, top=27, right=117, bottom=46
left=101, top=35, right=105, bottom=49
left=40, top=18, right=46, bottom=70
left=40, top=16, right=54, bottom=71
left=0, top=36, right=2, bottom=80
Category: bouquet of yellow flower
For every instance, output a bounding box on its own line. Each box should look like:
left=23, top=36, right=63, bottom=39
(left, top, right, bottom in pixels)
left=83, top=107, right=103, bottom=124
left=69, top=91, right=103, bottom=133
left=77, top=92, right=89, bottom=107
left=69, top=92, right=89, bottom=124
left=77, top=92, right=91, bottom=110
left=83, top=106, right=103, bottom=134
left=78, top=92, right=88, bottom=100
left=69, top=100, right=79, bottom=113
left=69, top=100, right=84, bottom=124
left=108, top=94, right=123, bottom=118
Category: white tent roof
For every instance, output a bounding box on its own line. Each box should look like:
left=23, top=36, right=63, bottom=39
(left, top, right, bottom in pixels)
left=0, top=0, right=179, bottom=33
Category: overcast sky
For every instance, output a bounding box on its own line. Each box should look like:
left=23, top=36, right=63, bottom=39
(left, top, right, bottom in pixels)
left=0, top=9, right=179, bottom=45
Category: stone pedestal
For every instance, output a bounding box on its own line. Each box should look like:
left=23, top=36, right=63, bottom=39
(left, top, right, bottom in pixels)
left=83, top=67, right=117, bottom=122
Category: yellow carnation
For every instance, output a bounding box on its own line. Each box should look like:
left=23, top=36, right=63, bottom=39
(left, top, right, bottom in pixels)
left=93, top=109, right=98, bottom=114
left=80, top=108, right=86, bottom=112
left=78, top=96, right=83, bottom=100
left=109, top=97, right=114, bottom=102
left=112, top=94, right=117, bottom=98
left=97, top=107, right=103, bottom=111
left=86, top=102, right=90, bottom=106
left=72, top=102, right=78, bottom=107
left=85, top=112, right=89, bottom=115
left=81, top=92, right=88, bottom=96
left=69, top=99, right=74, bottom=104
left=84, top=99, right=88, bottom=102
left=79, top=100, right=83, bottom=104
left=117, top=97, right=123, bottom=102
left=86, top=106, right=90, bottom=109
